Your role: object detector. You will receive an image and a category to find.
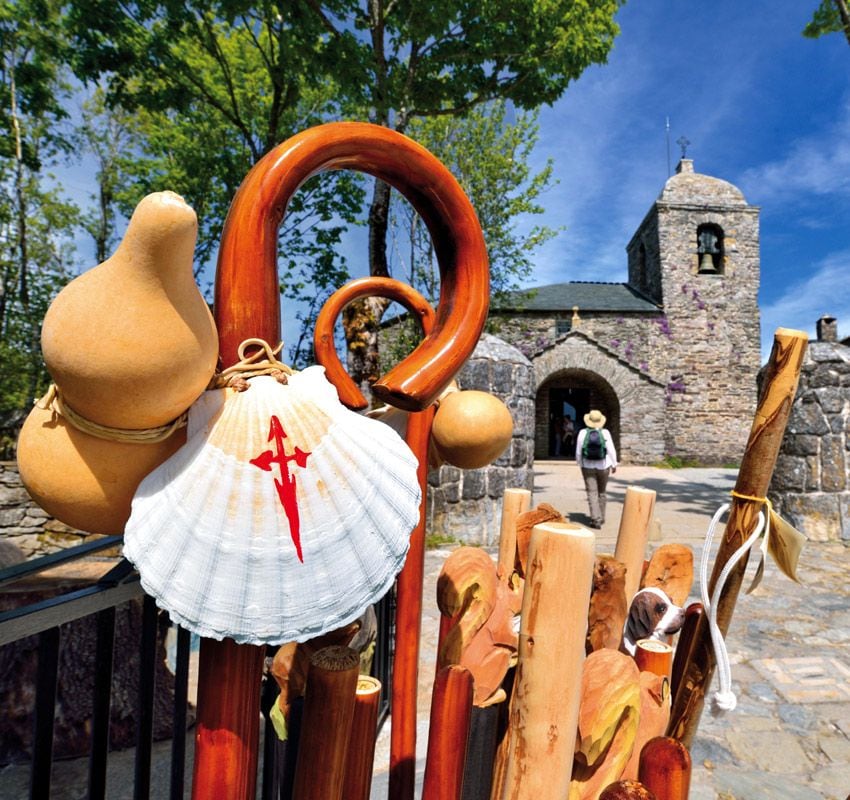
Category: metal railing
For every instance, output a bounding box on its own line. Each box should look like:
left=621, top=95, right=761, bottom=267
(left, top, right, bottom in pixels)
left=0, top=538, right=395, bottom=799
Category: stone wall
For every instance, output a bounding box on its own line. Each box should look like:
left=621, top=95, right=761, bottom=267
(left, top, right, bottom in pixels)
left=0, top=463, right=95, bottom=558
left=769, top=337, right=850, bottom=542
left=531, top=333, right=667, bottom=464
left=427, top=335, right=535, bottom=545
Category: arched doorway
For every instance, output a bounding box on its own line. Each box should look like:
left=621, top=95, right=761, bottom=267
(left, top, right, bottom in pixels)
left=535, top=369, right=620, bottom=460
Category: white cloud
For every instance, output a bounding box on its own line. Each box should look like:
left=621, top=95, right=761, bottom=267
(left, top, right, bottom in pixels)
left=739, top=100, right=850, bottom=203
left=760, top=249, right=850, bottom=357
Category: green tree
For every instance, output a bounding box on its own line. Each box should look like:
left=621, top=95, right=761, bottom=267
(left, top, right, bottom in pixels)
left=64, top=2, right=365, bottom=363
left=804, top=0, right=850, bottom=47
left=382, top=103, right=556, bottom=371
left=0, top=0, right=77, bottom=452
left=305, top=0, right=623, bottom=392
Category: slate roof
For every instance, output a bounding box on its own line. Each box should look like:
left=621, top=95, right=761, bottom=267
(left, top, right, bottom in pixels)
left=495, top=282, right=660, bottom=313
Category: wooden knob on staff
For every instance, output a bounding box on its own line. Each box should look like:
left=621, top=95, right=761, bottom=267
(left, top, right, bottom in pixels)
left=614, top=487, right=657, bottom=605
left=292, top=646, right=360, bottom=800
left=634, top=639, right=673, bottom=677
left=638, top=737, right=691, bottom=800
left=341, top=676, right=382, bottom=800
left=497, top=522, right=595, bottom=800
left=599, top=780, right=658, bottom=799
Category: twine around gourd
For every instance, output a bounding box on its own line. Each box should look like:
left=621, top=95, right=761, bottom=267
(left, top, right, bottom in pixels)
left=36, top=338, right=294, bottom=445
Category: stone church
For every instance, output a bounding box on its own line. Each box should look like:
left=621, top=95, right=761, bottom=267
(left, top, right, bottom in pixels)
left=493, top=157, right=762, bottom=466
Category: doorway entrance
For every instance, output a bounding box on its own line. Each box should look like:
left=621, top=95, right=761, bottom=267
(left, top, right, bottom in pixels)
left=535, top=369, right=620, bottom=460
left=548, top=387, right=589, bottom=459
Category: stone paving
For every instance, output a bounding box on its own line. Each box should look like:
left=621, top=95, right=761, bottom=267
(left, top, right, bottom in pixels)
left=373, top=463, right=850, bottom=799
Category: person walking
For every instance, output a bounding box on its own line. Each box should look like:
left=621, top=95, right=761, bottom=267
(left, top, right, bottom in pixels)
left=575, top=409, right=617, bottom=529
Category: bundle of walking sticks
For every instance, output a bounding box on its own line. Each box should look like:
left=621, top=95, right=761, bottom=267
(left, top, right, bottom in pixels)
left=266, top=328, right=806, bottom=800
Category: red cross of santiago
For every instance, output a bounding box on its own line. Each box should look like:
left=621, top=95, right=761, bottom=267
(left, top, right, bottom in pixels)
left=249, top=415, right=311, bottom=563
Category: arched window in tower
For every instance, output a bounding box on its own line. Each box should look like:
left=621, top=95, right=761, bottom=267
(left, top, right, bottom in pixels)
left=697, top=223, right=724, bottom=274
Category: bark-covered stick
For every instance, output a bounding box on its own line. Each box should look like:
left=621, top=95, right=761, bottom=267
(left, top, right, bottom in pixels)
left=614, top=486, right=657, bottom=605
left=667, top=327, right=807, bottom=745
left=497, top=522, right=595, bottom=800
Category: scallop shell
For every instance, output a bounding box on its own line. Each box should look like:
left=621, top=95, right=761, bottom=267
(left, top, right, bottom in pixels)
left=123, top=367, right=421, bottom=644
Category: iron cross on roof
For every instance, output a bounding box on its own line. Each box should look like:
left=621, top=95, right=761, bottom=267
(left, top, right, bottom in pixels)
left=676, top=136, right=690, bottom=159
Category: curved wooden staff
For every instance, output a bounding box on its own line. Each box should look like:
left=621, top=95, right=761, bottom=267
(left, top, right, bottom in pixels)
left=197, top=122, right=489, bottom=799
left=314, top=277, right=436, bottom=800
left=666, top=328, right=807, bottom=746
left=216, top=121, right=489, bottom=410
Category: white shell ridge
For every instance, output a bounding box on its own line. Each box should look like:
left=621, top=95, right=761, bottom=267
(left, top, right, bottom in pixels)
left=123, top=368, right=421, bottom=644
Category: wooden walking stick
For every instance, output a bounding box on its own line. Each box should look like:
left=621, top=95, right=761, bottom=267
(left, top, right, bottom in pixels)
left=496, top=522, right=595, bottom=800
left=614, top=487, right=656, bottom=605
left=634, top=640, right=673, bottom=678
left=342, top=676, right=383, bottom=800
left=422, top=665, right=475, bottom=800
left=599, top=781, right=658, bottom=800
left=666, top=328, right=807, bottom=746
left=669, top=602, right=702, bottom=702
left=291, top=646, right=360, bottom=800
left=315, top=277, right=437, bottom=800
left=497, top=488, right=532, bottom=582
left=198, top=122, right=489, bottom=799
left=638, top=737, right=691, bottom=800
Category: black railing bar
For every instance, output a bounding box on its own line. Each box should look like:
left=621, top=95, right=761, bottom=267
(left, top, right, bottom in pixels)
left=134, top=595, right=158, bottom=800
left=97, top=557, right=136, bottom=587
left=31, top=626, right=61, bottom=800
left=0, top=535, right=124, bottom=588
left=88, top=606, right=116, bottom=800
left=0, top=578, right=143, bottom=646
left=169, top=625, right=191, bottom=800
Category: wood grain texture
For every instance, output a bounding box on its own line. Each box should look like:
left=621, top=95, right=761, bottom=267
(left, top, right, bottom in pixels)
left=314, top=277, right=436, bottom=409
left=191, top=638, right=264, bottom=800
left=614, top=487, right=657, bottom=605
left=422, top=666, right=474, bottom=800
left=634, top=640, right=673, bottom=677
left=389, top=405, right=435, bottom=800
left=497, top=488, right=532, bottom=581
left=638, top=737, right=691, bottom=800
left=666, top=328, right=807, bottom=745
left=341, top=676, right=382, bottom=800
left=292, top=646, right=360, bottom=800
left=497, top=522, right=595, bottom=800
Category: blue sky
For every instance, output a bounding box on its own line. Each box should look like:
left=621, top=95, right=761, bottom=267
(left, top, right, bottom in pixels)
left=521, top=0, right=850, bottom=358
left=59, top=2, right=848, bottom=361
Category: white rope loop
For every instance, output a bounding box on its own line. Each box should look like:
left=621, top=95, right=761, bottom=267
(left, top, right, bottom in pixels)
left=700, top=502, right=767, bottom=715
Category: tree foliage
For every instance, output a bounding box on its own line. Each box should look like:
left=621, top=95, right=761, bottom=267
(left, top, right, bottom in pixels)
left=382, top=102, right=557, bottom=370
left=64, top=1, right=366, bottom=363
left=0, top=0, right=78, bottom=453
left=804, top=0, right=850, bottom=46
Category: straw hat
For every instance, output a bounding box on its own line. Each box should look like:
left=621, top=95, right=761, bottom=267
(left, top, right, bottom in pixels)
left=583, top=409, right=606, bottom=429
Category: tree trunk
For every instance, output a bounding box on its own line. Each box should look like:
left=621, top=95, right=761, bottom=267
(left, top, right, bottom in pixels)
left=343, top=174, right=394, bottom=398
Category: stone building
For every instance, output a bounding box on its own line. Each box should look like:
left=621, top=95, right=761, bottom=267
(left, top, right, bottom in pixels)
left=769, top=316, right=850, bottom=542
left=494, top=158, right=761, bottom=465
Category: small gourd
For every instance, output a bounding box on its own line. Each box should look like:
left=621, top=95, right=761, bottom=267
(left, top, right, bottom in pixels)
left=41, top=191, right=218, bottom=429
left=431, top=389, right=513, bottom=469
left=17, top=406, right=185, bottom=534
